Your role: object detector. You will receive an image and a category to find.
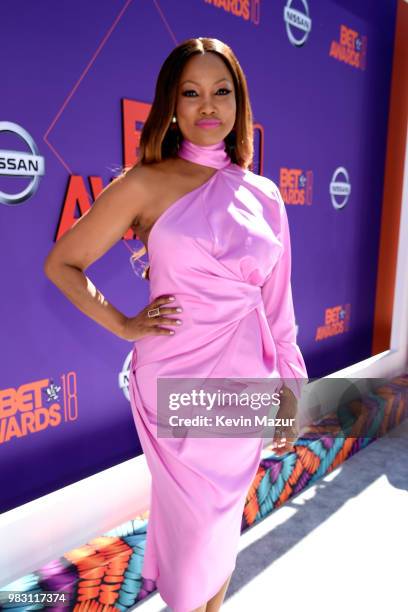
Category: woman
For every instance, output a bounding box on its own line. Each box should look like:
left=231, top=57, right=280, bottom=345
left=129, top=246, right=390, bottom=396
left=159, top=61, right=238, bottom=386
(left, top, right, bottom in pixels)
left=44, top=37, right=308, bottom=612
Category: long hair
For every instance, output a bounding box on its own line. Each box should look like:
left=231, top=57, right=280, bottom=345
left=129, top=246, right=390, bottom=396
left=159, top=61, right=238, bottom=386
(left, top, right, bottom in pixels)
left=128, top=37, right=254, bottom=276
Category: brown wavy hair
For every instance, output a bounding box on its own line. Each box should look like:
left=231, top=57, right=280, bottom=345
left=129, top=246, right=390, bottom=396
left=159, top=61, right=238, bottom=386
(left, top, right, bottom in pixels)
left=128, top=37, right=254, bottom=278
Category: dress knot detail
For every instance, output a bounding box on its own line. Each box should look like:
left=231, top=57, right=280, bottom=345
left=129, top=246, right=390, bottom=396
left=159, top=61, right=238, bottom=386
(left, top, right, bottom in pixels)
left=177, top=137, right=231, bottom=169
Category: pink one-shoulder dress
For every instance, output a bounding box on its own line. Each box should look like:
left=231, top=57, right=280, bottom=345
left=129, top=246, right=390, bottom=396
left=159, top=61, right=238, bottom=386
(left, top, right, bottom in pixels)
left=128, top=137, right=308, bottom=611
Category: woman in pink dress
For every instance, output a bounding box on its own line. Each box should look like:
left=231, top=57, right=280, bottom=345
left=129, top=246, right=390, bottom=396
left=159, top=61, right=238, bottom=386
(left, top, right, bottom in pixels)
left=44, top=37, right=307, bottom=612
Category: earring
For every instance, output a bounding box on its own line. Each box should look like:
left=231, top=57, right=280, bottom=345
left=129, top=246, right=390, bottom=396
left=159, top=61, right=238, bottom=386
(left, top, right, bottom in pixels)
left=169, top=115, right=180, bottom=150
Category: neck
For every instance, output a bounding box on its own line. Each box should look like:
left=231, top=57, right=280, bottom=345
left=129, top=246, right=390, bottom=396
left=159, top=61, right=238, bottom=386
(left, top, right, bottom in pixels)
left=177, top=137, right=231, bottom=170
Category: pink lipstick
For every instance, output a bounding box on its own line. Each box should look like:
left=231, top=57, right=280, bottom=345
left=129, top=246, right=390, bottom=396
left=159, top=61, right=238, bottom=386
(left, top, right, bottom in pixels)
left=196, top=120, right=222, bottom=130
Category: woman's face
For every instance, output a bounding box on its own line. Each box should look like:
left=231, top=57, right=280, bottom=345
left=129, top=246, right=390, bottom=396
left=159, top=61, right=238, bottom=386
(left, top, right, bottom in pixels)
left=175, top=52, right=237, bottom=145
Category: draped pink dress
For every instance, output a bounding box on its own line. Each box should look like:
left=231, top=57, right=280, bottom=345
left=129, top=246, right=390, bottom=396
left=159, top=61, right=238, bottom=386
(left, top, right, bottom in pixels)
left=128, top=137, right=308, bottom=611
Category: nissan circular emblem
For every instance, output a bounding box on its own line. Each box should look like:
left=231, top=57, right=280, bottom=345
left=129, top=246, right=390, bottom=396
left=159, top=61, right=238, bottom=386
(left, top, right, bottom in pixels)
left=330, top=167, right=352, bottom=210
left=0, top=121, right=45, bottom=206
left=284, top=0, right=312, bottom=48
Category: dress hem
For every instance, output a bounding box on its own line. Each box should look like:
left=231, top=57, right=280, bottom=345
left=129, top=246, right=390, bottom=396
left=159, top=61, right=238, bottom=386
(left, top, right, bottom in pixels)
left=141, top=563, right=236, bottom=611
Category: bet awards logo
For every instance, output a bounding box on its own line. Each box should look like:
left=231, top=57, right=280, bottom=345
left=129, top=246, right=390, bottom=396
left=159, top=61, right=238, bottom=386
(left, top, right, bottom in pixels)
left=284, top=0, right=312, bottom=47
left=329, top=24, right=367, bottom=71
left=0, top=372, right=78, bottom=444
left=279, top=168, right=313, bottom=205
left=0, top=121, right=45, bottom=206
left=315, top=303, right=351, bottom=340
left=330, top=167, right=351, bottom=210
left=203, top=0, right=260, bottom=24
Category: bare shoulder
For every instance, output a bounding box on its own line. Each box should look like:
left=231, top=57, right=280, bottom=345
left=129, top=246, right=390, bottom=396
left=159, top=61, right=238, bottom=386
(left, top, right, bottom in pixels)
left=125, top=158, right=175, bottom=194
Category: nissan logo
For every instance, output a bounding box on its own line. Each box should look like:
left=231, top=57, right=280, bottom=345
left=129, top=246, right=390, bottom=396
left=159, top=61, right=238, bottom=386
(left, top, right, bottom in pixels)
left=0, top=121, right=45, bottom=206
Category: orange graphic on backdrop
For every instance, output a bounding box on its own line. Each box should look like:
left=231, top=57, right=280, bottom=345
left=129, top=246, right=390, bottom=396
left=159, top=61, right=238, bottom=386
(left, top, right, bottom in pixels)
left=280, top=168, right=313, bottom=205
left=0, top=372, right=78, bottom=443
left=315, top=304, right=351, bottom=341
left=122, top=98, right=151, bottom=168
left=55, top=99, right=151, bottom=242
left=329, top=25, right=367, bottom=70
left=203, top=0, right=259, bottom=23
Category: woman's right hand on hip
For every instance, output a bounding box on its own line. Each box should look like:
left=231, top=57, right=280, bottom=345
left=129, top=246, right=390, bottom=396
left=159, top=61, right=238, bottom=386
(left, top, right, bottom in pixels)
left=120, top=295, right=183, bottom=342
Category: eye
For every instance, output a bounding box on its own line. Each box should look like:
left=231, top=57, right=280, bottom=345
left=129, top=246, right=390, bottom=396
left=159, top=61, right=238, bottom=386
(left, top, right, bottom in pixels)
left=181, top=88, right=232, bottom=97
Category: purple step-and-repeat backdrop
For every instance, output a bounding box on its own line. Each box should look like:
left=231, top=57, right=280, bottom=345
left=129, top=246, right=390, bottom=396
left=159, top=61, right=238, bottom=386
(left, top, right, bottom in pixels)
left=1, top=0, right=397, bottom=512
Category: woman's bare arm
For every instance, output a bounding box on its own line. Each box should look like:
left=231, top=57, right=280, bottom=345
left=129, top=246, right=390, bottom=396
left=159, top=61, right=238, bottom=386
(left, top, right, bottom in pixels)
left=44, top=166, right=151, bottom=340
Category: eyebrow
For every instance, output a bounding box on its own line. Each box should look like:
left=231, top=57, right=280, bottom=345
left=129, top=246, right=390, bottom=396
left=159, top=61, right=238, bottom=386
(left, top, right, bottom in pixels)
left=180, top=77, right=231, bottom=86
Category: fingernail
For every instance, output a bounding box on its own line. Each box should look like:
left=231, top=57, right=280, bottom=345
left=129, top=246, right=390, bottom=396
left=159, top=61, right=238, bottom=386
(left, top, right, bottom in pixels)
left=176, top=320, right=182, bottom=325
left=170, top=330, right=175, bottom=334
left=176, top=308, right=182, bottom=312
left=169, top=297, right=175, bottom=301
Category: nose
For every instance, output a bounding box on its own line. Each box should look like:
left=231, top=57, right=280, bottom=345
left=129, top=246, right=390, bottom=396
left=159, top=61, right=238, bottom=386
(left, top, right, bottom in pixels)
left=199, top=93, right=217, bottom=115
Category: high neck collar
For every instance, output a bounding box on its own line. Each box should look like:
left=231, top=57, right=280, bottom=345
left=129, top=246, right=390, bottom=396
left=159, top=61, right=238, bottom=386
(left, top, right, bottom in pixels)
left=177, top=137, right=231, bottom=169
